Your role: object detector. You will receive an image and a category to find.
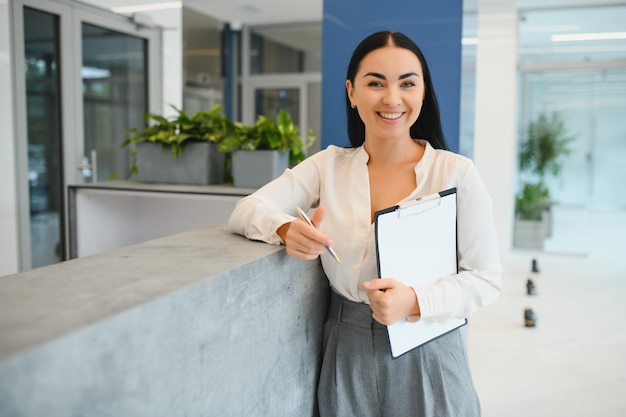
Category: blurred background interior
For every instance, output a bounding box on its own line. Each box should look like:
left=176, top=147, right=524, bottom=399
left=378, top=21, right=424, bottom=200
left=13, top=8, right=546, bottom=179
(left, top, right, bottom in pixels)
left=11, top=0, right=624, bottom=270
left=3, top=1, right=625, bottom=415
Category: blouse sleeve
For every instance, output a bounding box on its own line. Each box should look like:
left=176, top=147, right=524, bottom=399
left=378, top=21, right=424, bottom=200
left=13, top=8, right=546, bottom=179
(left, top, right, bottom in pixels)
left=228, top=155, right=323, bottom=245
left=414, top=162, right=502, bottom=322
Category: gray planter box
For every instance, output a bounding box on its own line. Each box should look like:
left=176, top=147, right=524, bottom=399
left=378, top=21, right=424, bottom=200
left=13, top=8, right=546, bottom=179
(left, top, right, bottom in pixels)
left=135, top=142, right=225, bottom=185
left=513, top=218, right=548, bottom=249
left=232, top=150, right=289, bottom=188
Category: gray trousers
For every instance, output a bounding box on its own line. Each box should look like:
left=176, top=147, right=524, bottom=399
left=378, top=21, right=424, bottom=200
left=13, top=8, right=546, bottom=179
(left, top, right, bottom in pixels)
left=317, top=290, right=480, bottom=417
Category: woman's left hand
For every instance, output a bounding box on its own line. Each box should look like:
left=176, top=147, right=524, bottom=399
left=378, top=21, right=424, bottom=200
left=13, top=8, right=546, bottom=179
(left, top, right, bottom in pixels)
left=363, top=279, right=421, bottom=325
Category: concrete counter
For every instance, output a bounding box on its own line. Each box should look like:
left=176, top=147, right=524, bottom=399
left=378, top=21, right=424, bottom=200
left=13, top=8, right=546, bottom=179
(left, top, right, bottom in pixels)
left=0, top=225, right=329, bottom=416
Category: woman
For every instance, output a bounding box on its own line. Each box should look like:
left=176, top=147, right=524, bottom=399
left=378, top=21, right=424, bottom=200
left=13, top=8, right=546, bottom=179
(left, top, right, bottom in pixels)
left=229, top=31, right=502, bottom=417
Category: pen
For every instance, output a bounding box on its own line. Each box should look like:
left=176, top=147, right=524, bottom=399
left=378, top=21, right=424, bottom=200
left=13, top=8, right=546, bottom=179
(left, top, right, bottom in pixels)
left=295, top=206, right=341, bottom=263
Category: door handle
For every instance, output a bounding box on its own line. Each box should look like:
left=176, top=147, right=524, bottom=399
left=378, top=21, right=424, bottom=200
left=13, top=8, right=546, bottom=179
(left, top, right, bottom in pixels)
left=76, top=150, right=98, bottom=182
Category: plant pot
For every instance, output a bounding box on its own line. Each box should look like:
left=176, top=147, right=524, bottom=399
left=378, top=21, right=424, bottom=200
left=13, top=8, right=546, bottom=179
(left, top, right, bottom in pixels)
left=135, top=142, right=225, bottom=185
left=231, top=150, right=289, bottom=188
left=513, top=217, right=548, bottom=249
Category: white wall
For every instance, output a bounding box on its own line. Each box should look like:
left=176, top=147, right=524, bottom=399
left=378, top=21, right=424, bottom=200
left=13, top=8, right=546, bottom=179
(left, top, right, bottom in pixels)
left=0, top=0, right=20, bottom=277
left=473, top=0, right=518, bottom=260
left=74, top=189, right=241, bottom=257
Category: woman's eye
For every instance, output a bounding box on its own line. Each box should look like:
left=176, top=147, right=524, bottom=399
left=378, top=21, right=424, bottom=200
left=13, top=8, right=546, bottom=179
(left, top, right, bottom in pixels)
left=402, top=81, right=415, bottom=88
left=368, top=81, right=383, bottom=87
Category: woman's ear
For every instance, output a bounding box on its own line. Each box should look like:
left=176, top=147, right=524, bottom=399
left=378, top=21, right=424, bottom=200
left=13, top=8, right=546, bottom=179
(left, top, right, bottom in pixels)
left=346, top=79, right=355, bottom=106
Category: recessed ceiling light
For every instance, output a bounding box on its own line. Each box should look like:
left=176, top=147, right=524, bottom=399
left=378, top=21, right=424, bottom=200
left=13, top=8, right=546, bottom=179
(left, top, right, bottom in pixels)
left=552, top=32, right=626, bottom=42
left=112, top=2, right=182, bottom=14
left=240, top=4, right=261, bottom=14
left=462, top=37, right=478, bottom=45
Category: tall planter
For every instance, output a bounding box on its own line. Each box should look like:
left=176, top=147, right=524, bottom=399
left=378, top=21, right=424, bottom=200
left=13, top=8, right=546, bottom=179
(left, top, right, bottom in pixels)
left=231, top=150, right=289, bottom=188
left=135, top=142, right=225, bottom=185
left=513, top=210, right=551, bottom=249
left=514, top=111, right=573, bottom=249
left=513, top=218, right=547, bottom=249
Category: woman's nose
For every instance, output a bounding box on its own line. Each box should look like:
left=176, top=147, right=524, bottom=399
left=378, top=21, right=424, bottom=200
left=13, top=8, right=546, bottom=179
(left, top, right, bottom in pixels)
left=382, top=86, right=401, bottom=106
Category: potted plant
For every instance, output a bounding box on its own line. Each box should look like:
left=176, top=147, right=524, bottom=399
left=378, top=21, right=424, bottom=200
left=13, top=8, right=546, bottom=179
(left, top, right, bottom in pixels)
left=514, top=111, right=574, bottom=248
left=218, top=109, right=315, bottom=188
left=121, top=104, right=235, bottom=185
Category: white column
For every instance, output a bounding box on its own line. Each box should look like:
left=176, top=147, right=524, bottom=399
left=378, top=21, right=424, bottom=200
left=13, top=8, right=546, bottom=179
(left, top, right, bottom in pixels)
left=0, top=0, right=20, bottom=276
left=473, top=0, right=518, bottom=258
left=145, top=8, right=183, bottom=118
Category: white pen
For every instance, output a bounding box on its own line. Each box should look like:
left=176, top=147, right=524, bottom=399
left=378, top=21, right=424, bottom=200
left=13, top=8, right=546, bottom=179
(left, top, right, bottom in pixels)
left=295, top=206, right=341, bottom=263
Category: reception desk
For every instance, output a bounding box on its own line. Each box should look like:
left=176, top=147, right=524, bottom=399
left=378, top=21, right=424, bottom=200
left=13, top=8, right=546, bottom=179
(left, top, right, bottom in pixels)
left=0, top=225, right=330, bottom=416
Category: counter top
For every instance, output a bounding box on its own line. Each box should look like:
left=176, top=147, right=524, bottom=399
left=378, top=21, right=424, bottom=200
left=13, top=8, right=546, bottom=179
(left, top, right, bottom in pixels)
left=1, top=197, right=328, bottom=417
left=68, top=180, right=257, bottom=196
left=0, top=225, right=280, bottom=361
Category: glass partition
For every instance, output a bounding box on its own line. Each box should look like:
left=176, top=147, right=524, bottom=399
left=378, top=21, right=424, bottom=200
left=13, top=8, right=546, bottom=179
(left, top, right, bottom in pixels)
left=520, top=67, right=626, bottom=208
left=249, top=22, right=321, bottom=75
left=23, top=6, right=64, bottom=267
left=516, top=5, right=626, bottom=255
left=254, top=87, right=300, bottom=124
left=82, top=23, right=147, bottom=181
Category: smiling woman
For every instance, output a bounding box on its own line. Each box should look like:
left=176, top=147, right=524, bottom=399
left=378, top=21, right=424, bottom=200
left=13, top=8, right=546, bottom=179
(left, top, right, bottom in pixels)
left=229, top=30, right=501, bottom=417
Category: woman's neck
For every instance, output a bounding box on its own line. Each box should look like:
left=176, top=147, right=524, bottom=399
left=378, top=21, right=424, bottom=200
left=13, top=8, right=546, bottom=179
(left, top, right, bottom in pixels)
left=364, top=137, right=423, bottom=167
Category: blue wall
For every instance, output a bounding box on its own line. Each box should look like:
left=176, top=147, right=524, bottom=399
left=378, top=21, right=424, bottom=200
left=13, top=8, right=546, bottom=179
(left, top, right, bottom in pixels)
left=321, top=0, right=462, bottom=153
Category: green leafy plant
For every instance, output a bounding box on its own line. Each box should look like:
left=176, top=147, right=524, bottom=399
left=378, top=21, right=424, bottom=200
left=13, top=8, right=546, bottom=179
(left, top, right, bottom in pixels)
left=218, top=109, right=315, bottom=166
left=121, top=106, right=314, bottom=179
left=515, top=111, right=574, bottom=220
left=120, top=104, right=236, bottom=177
left=515, top=182, right=550, bottom=221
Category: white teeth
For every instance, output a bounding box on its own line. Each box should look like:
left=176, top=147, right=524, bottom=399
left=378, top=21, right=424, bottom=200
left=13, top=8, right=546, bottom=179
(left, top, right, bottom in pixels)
left=379, top=112, right=402, bottom=120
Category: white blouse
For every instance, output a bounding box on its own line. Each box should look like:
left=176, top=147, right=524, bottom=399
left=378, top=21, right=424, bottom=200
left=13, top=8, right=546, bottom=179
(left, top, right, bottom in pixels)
left=228, top=141, right=502, bottom=322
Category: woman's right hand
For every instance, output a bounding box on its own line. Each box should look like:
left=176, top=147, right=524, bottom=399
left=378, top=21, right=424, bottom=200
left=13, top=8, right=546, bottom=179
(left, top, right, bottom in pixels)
left=277, top=206, right=333, bottom=261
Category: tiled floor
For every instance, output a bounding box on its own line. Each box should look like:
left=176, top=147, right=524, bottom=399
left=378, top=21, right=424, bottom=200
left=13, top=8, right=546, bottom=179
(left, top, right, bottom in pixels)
left=468, top=207, right=626, bottom=417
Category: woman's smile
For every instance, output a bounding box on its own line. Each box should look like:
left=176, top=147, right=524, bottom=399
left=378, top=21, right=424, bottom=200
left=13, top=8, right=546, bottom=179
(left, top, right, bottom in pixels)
left=378, top=111, right=404, bottom=120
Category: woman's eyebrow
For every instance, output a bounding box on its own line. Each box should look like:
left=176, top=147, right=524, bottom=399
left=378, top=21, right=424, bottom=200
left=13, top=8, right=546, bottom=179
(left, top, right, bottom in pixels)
left=363, top=72, right=385, bottom=79
left=363, top=72, right=420, bottom=80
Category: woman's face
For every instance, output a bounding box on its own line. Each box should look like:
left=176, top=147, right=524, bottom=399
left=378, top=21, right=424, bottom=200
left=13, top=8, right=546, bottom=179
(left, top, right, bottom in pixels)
left=346, top=45, right=425, bottom=142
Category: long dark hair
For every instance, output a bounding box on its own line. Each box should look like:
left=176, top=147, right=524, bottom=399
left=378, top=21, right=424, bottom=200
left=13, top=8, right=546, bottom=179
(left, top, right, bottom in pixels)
left=345, top=31, right=448, bottom=150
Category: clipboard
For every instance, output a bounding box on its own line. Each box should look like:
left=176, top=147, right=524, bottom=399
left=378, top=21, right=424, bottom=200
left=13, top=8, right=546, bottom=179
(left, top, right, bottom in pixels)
left=374, top=188, right=466, bottom=358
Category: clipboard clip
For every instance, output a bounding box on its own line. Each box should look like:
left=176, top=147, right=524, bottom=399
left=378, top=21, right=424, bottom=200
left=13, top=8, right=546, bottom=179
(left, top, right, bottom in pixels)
left=397, top=194, right=442, bottom=218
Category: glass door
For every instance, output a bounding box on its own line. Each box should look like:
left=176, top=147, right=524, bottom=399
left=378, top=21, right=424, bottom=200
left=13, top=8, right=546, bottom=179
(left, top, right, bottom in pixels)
left=80, top=23, right=148, bottom=182
left=519, top=66, right=626, bottom=255
left=254, top=87, right=300, bottom=123
left=22, top=6, right=65, bottom=267
left=73, top=7, right=161, bottom=185
left=241, top=25, right=322, bottom=155
left=13, top=0, right=161, bottom=270
left=247, top=75, right=321, bottom=155
left=520, top=67, right=626, bottom=208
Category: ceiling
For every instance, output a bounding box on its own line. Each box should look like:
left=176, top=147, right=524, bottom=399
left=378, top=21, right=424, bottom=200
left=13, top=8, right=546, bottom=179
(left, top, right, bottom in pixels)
left=183, top=0, right=322, bottom=26
left=84, top=0, right=626, bottom=26
left=80, top=0, right=626, bottom=60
